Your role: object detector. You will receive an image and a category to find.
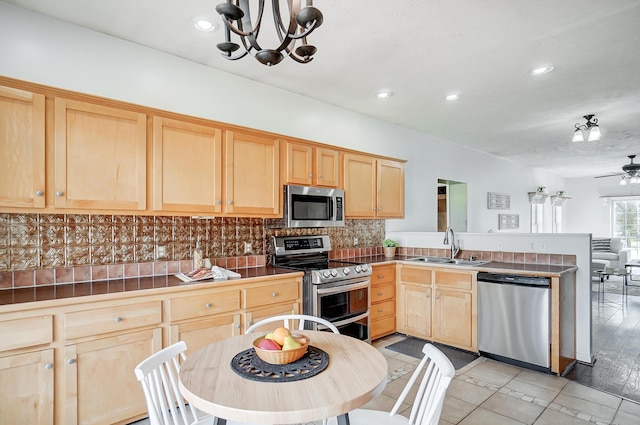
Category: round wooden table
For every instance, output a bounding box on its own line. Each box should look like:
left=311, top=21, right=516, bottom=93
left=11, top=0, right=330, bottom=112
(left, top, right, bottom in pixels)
left=179, top=331, right=388, bottom=425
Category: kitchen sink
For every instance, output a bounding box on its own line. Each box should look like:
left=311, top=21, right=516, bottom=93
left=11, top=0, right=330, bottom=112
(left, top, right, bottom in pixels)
left=408, top=257, right=489, bottom=266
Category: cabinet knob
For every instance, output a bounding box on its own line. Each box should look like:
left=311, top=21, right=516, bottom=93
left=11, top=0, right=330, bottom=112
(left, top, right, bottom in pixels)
left=377, top=291, right=383, bottom=296
left=308, top=173, right=313, bottom=178
left=378, top=309, right=383, bottom=313
left=378, top=207, right=383, bottom=211
left=205, top=303, right=212, bottom=308
left=56, top=191, right=64, bottom=197
left=426, top=294, right=430, bottom=298
left=235, top=323, right=241, bottom=329
left=377, top=275, right=384, bottom=279
left=44, top=363, right=53, bottom=370
left=227, top=200, right=233, bottom=205
left=67, top=358, right=76, bottom=365
left=272, top=292, right=278, bottom=297
left=216, top=200, right=222, bottom=205
left=434, top=295, right=439, bottom=299
left=318, top=174, right=323, bottom=179
left=114, top=316, right=122, bottom=323
left=35, top=190, right=44, bottom=197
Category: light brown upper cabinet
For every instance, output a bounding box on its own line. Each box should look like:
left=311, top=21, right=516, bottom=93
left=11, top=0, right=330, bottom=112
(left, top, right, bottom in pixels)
left=343, top=153, right=404, bottom=218
left=152, top=117, right=223, bottom=213
left=54, top=98, right=147, bottom=210
left=0, top=85, right=45, bottom=208
left=282, top=141, right=340, bottom=187
left=224, top=130, right=280, bottom=216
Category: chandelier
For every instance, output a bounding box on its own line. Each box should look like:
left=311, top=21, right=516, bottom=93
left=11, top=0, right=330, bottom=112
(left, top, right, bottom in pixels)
left=215, top=0, right=323, bottom=66
left=572, top=114, right=601, bottom=142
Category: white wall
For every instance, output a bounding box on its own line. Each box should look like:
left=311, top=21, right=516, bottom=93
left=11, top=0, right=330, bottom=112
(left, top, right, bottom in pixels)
left=0, top=2, right=568, bottom=234
left=387, top=231, right=593, bottom=363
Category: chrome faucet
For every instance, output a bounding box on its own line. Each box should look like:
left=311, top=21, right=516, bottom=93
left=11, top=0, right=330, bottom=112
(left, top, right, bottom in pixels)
left=443, top=227, right=460, bottom=260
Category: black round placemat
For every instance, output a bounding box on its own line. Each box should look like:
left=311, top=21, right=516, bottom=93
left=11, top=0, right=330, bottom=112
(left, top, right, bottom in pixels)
left=230, top=345, right=329, bottom=382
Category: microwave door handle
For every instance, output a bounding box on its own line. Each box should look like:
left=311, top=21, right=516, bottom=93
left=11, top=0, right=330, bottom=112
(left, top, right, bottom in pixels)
left=328, top=199, right=334, bottom=220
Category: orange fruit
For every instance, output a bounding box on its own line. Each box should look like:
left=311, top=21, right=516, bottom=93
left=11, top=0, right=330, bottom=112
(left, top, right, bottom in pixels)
left=272, top=327, right=291, bottom=346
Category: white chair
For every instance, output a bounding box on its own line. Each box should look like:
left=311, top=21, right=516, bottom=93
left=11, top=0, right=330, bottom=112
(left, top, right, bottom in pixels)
left=245, top=313, right=340, bottom=334
left=328, top=343, right=455, bottom=425
left=134, top=341, right=248, bottom=425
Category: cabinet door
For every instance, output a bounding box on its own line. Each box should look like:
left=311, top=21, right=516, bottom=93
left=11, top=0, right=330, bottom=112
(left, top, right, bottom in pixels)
left=397, top=283, right=431, bottom=339
left=283, top=141, right=313, bottom=186
left=153, top=117, right=222, bottom=213
left=343, top=153, right=376, bottom=217
left=224, top=130, right=280, bottom=215
left=0, top=349, right=54, bottom=425
left=244, top=302, right=300, bottom=333
left=64, top=328, right=162, bottom=425
left=377, top=159, right=404, bottom=218
left=54, top=98, right=147, bottom=210
left=315, top=147, right=340, bottom=187
left=170, top=314, right=241, bottom=355
left=0, top=85, right=45, bottom=208
left=433, top=288, right=472, bottom=349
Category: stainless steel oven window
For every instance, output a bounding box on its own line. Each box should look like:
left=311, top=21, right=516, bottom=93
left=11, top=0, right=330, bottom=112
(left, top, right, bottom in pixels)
left=315, top=280, right=369, bottom=322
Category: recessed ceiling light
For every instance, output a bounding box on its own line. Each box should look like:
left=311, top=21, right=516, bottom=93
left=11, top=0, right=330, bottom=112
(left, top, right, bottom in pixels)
left=531, top=65, right=554, bottom=76
left=446, top=94, right=460, bottom=101
left=194, top=18, right=217, bottom=32
left=377, top=90, right=393, bottom=99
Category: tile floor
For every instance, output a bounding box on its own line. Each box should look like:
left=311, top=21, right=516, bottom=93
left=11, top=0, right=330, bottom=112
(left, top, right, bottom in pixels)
left=130, top=332, right=640, bottom=425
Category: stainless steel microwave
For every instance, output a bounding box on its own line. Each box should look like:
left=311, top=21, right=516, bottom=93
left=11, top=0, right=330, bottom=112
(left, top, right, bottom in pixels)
left=282, top=185, right=345, bottom=228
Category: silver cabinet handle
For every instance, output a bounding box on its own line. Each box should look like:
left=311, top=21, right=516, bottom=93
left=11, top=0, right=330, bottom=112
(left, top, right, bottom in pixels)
left=216, top=200, right=222, bottom=205
left=67, top=359, right=76, bottom=365
left=114, top=316, right=122, bottom=323
left=378, top=309, right=383, bottom=313
left=318, top=175, right=323, bottom=179
left=272, top=292, right=278, bottom=297
left=56, top=191, right=64, bottom=197
left=434, top=296, right=439, bottom=299
left=44, top=363, right=53, bottom=370
left=227, top=200, right=233, bottom=205
left=378, top=291, right=383, bottom=296
left=377, top=275, right=384, bottom=279
left=205, top=303, right=212, bottom=308
left=308, top=173, right=313, bottom=178
left=378, top=207, right=383, bottom=211
left=235, top=323, right=241, bottom=328
left=36, top=190, right=44, bottom=196
left=426, top=294, right=430, bottom=298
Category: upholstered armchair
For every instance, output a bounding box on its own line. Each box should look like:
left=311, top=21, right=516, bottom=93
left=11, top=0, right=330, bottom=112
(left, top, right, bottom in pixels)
left=592, top=237, right=633, bottom=270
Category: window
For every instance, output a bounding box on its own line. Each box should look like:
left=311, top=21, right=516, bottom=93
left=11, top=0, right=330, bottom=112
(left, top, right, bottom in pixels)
left=531, top=203, right=544, bottom=233
left=612, top=199, right=640, bottom=259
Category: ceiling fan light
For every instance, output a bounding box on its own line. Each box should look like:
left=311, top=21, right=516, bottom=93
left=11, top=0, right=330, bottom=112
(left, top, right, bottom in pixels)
left=620, top=176, right=628, bottom=186
left=587, top=125, right=601, bottom=141
left=572, top=129, right=584, bottom=142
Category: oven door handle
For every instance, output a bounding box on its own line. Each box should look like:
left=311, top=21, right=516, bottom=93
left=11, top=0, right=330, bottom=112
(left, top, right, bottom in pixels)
left=315, top=279, right=370, bottom=295
left=325, top=311, right=370, bottom=330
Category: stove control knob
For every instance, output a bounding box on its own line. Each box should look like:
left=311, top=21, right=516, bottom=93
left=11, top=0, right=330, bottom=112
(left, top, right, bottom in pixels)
left=330, top=269, right=338, bottom=277
left=343, top=267, right=351, bottom=275
left=361, top=264, right=370, bottom=272
left=322, top=271, right=331, bottom=278
left=355, top=265, right=362, bottom=273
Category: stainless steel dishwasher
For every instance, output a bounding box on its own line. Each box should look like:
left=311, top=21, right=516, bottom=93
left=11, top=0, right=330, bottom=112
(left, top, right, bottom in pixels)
left=477, top=272, right=551, bottom=372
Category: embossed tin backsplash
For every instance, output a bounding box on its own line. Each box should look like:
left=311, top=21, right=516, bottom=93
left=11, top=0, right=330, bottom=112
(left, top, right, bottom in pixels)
left=0, top=213, right=385, bottom=272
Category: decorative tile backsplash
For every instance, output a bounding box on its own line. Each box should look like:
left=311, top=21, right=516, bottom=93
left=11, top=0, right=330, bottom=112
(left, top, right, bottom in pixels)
left=0, top=213, right=386, bottom=272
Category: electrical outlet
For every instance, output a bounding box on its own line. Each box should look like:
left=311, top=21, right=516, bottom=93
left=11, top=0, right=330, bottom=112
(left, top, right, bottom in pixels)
left=155, top=244, right=167, bottom=259
left=243, top=242, right=253, bottom=254
left=354, top=237, right=359, bottom=246
left=528, top=242, right=536, bottom=251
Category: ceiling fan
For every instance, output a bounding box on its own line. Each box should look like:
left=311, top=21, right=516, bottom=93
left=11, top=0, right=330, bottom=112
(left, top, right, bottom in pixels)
left=594, top=154, right=640, bottom=184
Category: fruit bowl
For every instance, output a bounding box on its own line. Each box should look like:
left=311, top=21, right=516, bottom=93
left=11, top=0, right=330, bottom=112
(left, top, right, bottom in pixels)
left=252, top=333, right=310, bottom=365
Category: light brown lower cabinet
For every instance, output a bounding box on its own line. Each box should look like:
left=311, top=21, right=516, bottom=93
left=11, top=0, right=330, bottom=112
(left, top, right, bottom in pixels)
left=370, top=264, right=396, bottom=340
left=0, top=349, right=54, bottom=425
left=396, top=265, right=477, bottom=352
left=0, top=273, right=302, bottom=425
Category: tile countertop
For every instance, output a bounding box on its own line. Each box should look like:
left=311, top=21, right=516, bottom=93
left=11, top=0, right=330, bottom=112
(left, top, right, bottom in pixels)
left=350, top=255, right=578, bottom=277
left=0, top=266, right=298, bottom=307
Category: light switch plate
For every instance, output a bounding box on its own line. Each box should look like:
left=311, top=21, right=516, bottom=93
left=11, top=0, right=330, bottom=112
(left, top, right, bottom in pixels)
left=156, top=244, right=168, bottom=259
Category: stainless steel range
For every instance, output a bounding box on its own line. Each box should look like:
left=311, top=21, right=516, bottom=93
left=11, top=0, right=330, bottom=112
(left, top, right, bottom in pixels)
left=272, top=235, right=372, bottom=342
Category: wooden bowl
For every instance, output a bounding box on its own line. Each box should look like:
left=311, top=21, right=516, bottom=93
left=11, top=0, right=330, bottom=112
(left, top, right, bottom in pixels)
left=252, top=334, right=310, bottom=365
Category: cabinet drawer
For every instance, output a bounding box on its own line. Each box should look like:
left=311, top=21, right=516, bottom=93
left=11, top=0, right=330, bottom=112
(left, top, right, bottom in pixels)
left=435, top=271, right=472, bottom=290
left=371, top=300, right=395, bottom=321
left=64, top=301, right=162, bottom=340
left=245, top=281, right=299, bottom=309
left=400, top=266, right=432, bottom=284
left=0, top=315, right=53, bottom=352
left=371, top=315, right=395, bottom=338
left=371, top=283, right=395, bottom=303
left=169, top=290, right=240, bottom=322
left=372, top=264, right=395, bottom=285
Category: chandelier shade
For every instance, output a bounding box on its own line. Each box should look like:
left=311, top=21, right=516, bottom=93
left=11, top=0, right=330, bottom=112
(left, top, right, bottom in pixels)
left=572, top=114, right=600, bottom=142
left=215, top=0, right=323, bottom=66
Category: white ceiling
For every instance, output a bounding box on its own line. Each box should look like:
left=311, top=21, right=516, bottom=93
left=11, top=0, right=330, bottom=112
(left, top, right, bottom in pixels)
left=4, top=0, right=640, bottom=179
